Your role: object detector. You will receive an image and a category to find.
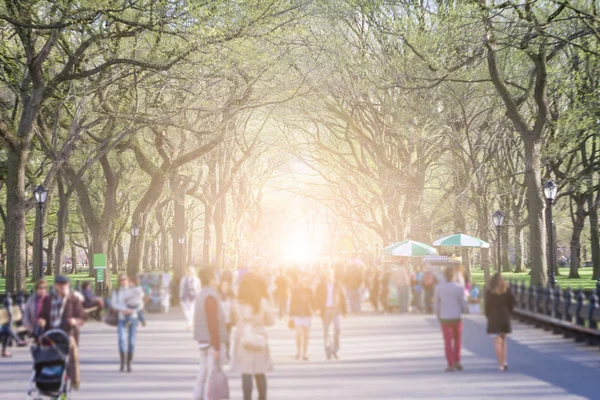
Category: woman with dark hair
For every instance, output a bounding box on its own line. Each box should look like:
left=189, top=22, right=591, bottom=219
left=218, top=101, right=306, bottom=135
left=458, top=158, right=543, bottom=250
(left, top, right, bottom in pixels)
left=23, top=279, right=48, bottom=336
left=485, top=272, right=515, bottom=371
left=232, top=272, right=275, bottom=400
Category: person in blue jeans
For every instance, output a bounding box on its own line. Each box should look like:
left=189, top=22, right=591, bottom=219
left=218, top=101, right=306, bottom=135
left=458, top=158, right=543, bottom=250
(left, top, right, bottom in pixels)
left=111, top=274, right=143, bottom=372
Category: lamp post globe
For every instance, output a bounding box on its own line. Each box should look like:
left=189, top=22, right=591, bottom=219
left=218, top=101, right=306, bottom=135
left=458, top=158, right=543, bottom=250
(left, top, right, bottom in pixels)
left=492, top=210, right=505, bottom=228
left=34, top=185, right=48, bottom=205
left=543, top=180, right=558, bottom=202
left=131, top=223, right=140, bottom=238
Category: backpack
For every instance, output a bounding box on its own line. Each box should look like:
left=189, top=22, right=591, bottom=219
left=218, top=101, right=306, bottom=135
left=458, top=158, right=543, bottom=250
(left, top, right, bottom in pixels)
left=422, top=271, right=435, bottom=288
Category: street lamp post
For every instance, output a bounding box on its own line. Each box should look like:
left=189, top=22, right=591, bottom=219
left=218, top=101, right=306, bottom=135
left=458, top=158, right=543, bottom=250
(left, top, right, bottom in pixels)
left=178, top=235, right=186, bottom=270
left=544, top=180, right=558, bottom=288
left=34, top=185, right=48, bottom=279
left=492, top=210, right=505, bottom=274
left=130, top=223, right=140, bottom=275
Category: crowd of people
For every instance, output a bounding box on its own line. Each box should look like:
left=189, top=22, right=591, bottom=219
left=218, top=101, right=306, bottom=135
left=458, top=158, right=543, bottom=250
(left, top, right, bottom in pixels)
left=1, top=259, right=516, bottom=399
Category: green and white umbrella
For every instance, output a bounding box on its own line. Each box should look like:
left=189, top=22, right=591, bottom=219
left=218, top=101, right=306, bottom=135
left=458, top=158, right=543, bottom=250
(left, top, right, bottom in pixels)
left=432, top=234, right=490, bottom=249
left=382, top=240, right=437, bottom=257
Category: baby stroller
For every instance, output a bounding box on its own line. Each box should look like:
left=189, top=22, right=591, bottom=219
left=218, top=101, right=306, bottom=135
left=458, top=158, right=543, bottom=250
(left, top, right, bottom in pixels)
left=27, top=329, right=72, bottom=400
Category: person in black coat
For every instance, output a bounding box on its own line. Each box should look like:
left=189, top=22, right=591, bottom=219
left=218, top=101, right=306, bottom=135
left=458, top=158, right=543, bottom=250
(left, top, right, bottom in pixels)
left=484, top=272, right=515, bottom=371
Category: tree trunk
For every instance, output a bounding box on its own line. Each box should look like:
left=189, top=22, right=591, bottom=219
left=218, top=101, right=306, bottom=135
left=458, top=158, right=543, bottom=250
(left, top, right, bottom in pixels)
left=514, top=227, right=524, bottom=273
left=589, top=182, right=600, bottom=280
left=203, top=204, right=214, bottom=265
left=523, top=136, right=547, bottom=285
left=172, top=183, right=186, bottom=282
left=5, top=146, right=30, bottom=292
left=568, top=197, right=586, bottom=279
left=0, top=239, right=5, bottom=278
left=111, top=246, right=118, bottom=275
left=501, top=225, right=510, bottom=272
left=70, top=243, right=78, bottom=274
left=214, top=202, right=225, bottom=269
left=54, top=177, right=70, bottom=277
left=118, top=242, right=125, bottom=272
left=143, top=238, right=151, bottom=272
left=150, top=241, right=157, bottom=271
left=127, top=177, right=165, bottom=275
left=45, top=237, right=54, bottom=276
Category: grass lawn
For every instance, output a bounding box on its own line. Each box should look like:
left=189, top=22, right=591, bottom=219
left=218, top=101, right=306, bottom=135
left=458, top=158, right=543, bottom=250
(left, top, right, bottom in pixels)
left=0, top=273, right=118, bottom=294
left=471, top=267, right=599, bottom=290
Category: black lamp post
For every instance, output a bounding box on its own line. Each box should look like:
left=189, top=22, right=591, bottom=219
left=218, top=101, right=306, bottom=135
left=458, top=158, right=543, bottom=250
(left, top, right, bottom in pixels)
left=492, top=210, right=505, bottom=274
left=543, top=180, right=558, bottom=288
left=34, top=185, right=48, bottom=279
left=130, top=223, right=140, bottom=273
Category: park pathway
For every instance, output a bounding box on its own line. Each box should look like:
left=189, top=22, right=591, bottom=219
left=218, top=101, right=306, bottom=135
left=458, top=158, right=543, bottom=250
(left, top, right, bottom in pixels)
left=1, top=310, right=599, bottom=399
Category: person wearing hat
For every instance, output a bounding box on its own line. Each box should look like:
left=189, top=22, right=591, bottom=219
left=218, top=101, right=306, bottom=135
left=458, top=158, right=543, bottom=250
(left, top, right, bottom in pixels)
left=38, top=275, right=87, bottom=389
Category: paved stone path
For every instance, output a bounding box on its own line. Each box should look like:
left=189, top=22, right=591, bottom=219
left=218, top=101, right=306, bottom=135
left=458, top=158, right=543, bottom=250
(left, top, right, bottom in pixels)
left=2, top=310, right=599, bottom=399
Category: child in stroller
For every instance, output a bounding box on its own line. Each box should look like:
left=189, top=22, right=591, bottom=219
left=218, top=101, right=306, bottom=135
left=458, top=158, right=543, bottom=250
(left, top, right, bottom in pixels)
left=27, top=329, right=72, bottom=400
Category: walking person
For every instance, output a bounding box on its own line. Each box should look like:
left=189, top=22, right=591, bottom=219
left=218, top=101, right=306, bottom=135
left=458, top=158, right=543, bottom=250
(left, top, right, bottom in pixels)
left=345, top=263, right=363, bottom=314
left=193, top=267, right=229, bottom=400
left=37, top=275, right=86, bottom=388
left=273, top=270, right=291, bottom=320
left=232, top=272, right=275, bottom=400
left=181, top=266, right=201, bottom=330
left=368, top=268, right=380, bottom=312
left=393, top=263, right=411, bottom=313
left=314, top=268, right=348, bottom=360
left=289, top=278, right=313, bottom=361
left=23, top=279, right=48, bottom=337
left=434, top=266, right=468, bottom=372
left=1, top=293, right=27, bottom=357
left=485, top=272, right=515, bottom=371
left=111, top=274, right=144, bottom=372
left=218, top=274, right=235, bottom=362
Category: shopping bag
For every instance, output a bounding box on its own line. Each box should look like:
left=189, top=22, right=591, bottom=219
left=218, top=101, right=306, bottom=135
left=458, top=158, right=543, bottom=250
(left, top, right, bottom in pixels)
left=207, top=363, right=230, bottom=400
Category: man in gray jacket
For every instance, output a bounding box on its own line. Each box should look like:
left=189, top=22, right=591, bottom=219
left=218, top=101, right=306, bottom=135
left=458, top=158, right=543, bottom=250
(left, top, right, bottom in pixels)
left=193, top=266, right=229, bottom=400
left=433, top=266, right=468, bottom=372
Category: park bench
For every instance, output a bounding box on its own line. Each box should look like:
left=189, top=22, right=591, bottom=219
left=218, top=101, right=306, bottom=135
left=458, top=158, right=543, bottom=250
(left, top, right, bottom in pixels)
left=509, top=280, right=600, bottom=348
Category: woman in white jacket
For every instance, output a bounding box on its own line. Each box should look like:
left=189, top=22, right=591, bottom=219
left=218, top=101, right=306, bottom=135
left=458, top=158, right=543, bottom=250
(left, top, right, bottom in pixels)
left=111, top=274, right=144, bottom=372
left=179, top=267, right=201, bottom=330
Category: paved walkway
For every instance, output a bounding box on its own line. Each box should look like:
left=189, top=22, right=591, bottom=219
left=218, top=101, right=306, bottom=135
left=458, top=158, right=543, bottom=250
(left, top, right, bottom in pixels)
left=1, top=310, right=599, bottom=399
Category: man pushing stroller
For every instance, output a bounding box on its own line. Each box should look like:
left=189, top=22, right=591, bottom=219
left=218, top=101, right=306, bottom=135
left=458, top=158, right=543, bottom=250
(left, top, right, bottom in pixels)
left=37, top=275, right=87, bottom=390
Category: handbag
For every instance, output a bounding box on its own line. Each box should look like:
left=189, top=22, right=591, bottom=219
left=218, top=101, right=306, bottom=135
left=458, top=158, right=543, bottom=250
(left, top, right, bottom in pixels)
left=104, top=308, right=118, bottom=327
left=207, top=362, right=230, bottom=400
left=287, top=318, right=295, bottom=330
left=240, top=325, right=267, bottom=352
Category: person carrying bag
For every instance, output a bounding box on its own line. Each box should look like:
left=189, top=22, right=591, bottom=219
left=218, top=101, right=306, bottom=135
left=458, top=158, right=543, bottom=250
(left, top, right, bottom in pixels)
left=193, top=267, right=230, bottom=400
left=231, top=273, right=274, bottom=400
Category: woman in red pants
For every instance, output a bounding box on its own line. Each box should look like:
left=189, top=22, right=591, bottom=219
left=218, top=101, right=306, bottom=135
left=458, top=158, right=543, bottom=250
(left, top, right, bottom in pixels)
left=434, top=266, right=468, bottom=372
